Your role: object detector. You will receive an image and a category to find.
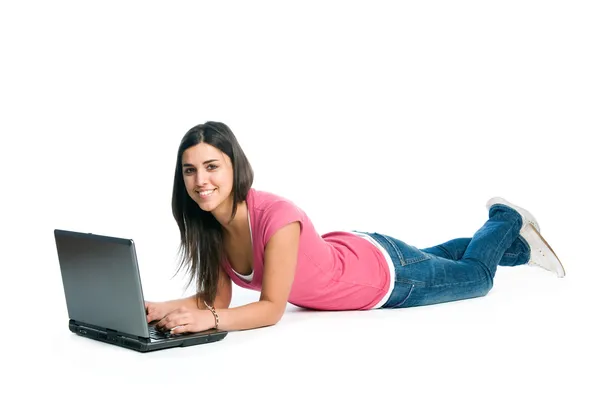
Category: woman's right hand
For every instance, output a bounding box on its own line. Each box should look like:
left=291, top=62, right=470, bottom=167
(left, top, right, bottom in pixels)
left=145, top=300, right=180, bottom=323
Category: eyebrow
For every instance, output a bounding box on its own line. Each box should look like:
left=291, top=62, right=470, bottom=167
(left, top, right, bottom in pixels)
left=182, top=159, right=220, bottom=167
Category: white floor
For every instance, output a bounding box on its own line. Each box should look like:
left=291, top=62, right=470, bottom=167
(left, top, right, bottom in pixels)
left=9, top=256, right=599, bottom=398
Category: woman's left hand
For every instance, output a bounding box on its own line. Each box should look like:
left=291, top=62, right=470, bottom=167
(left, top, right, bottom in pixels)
left=155, top=306, right=216, bottom=335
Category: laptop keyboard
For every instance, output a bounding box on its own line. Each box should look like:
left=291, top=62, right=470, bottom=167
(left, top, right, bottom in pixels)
left=148, top=326, right=173, bottom=340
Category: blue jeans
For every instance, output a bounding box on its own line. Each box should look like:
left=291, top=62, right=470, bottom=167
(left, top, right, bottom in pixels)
left=357, top=204, right=530, bottom=308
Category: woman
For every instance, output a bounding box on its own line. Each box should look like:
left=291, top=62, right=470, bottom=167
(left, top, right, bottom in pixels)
left=146, top=121, right=566, bottom=335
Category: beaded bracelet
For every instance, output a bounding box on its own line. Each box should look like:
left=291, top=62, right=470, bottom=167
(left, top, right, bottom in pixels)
left=204, top=300, right=219, bottom=329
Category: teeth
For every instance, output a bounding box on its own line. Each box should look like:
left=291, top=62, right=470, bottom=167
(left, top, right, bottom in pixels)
left=198, top=189, right=216, bottom=197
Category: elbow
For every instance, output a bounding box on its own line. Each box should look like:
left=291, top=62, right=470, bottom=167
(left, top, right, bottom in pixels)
left=266, top=316, right=283, bottom=328
left=265, top=302, right=286, bottom=326
left=270, top=312, right=284, bottom=326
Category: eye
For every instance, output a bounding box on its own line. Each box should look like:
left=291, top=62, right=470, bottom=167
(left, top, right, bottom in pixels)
left=207, top=164, right=218, bottom=171
left=183, top=168, right=195, bottom=174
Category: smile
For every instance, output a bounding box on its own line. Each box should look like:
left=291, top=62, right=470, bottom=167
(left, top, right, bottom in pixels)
left=197, top=189, right=216, bottom=198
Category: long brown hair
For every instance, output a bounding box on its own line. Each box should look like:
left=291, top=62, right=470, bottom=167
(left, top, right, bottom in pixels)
left=171, top=121, right=253, bottom=304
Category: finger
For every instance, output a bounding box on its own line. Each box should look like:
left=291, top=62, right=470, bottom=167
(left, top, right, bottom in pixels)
left=169, top=325, right=189, bottom=335
left=158, top=313, right=187, bottom=331
left=155, top=311, right=170, bottom=327
left=155, top=316, right=167, bottom=329
left=147, top=312, right=159, bottom=323
left=146, top=306, right=162, bottom=322
left=156, top=307, right=187, bottom=328
left=154, top=314, right=169, bottom=328
left=155, top=309, right=174, bottom=326
left=163, top=316, right=188, bottom=331
left=154, top=308, right=177, bottom=326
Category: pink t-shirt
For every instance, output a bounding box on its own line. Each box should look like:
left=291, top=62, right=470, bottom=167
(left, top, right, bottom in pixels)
left=221, top=188, right=392, bottom=310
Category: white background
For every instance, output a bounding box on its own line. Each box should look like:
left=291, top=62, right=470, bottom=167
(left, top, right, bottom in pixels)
left=1, top=1, right=599, bottom=397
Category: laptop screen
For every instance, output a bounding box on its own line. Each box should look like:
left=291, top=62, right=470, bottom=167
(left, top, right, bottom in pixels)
left=54, top=230, right=150, bottom=338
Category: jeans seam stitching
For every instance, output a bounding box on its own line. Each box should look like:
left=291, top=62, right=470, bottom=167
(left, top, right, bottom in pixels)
left=396, top=284, right=414, bottom=306
left=396, top=278, right=426, bottom=286
left=428, top=276, right=489, bottom=288
left=378, top=234, right=406, bottom=265
left=378, top=233, right=431, bottom=266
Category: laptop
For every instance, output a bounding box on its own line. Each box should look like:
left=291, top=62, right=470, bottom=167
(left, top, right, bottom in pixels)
left=53, top=229, right=228, bottom=352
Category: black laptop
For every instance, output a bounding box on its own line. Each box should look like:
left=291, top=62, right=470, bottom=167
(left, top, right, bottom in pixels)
left=53, top=229, right=228, bottom=352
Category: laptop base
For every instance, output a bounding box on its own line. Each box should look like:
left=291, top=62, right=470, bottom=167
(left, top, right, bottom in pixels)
left=70, top=320, right=228, bottom=352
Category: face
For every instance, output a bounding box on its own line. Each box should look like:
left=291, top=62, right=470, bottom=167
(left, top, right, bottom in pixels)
left=181, top=143, right=234, bottom=214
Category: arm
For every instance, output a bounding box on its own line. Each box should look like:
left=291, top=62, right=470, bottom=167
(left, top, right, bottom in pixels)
left=212, top=221, right=300, bottom=331
left=181, top=266, right=233, bottom=309
left=146, top=266, right=232, bottom=323
left=158, top=221, right=301, bottom=334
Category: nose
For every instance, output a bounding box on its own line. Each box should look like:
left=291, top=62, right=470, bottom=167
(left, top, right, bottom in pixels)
left=194, top=170, right=209, bottom=187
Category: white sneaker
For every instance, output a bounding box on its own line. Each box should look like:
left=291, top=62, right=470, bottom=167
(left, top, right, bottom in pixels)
left=486, top=197, right=540, bottom=233
left=486, top=197, right=566, bottom=278
left=521, top=223, right=566, bottom=278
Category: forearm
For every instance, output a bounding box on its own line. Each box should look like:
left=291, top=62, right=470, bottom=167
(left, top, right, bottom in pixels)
left=178, top=293, right=230, bottom=310
left=163, top=294, right=202, bottom=311
left=211, top=300, right=284, bottom=331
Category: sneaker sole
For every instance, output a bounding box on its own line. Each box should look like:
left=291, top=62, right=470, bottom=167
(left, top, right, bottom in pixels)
left=521, top=224, right=566, bottom=278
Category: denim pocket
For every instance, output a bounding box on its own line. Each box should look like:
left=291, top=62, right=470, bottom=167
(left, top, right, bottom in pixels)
left=375, top=233, right=431, bottom=266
